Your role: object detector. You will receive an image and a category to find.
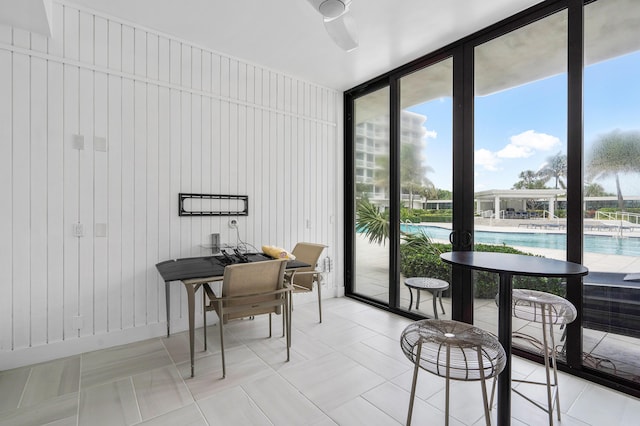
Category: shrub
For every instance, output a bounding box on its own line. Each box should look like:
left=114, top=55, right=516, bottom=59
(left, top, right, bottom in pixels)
left=399, top=241, right=565, bottom=299
left=400, top=208, right=453, bottom=224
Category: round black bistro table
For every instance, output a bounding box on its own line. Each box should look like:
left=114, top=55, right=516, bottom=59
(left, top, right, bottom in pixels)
left=440, top=251, right=588, bottom=426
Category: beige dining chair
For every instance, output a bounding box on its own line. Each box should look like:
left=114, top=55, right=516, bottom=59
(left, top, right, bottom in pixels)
left=203, top=258, right=290, bottom=378
left=288, top=242, right=327, bottom=323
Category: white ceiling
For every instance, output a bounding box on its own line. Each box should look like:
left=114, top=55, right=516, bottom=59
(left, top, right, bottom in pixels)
left=61, top=0, right=545, bottom=91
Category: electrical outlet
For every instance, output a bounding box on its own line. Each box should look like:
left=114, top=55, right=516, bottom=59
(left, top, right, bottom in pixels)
left=324, top=257, right=333, bottom=272
left=229, top=219, right=238, bottom=229
left=94, top=136, right=107, bottom=152
left=73, top=223, right=84, bottom=237
left=72, top=315, right=83, bottom=330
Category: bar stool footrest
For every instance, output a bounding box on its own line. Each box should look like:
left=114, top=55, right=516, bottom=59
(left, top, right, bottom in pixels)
left=512, top=383, right=559, bottom=415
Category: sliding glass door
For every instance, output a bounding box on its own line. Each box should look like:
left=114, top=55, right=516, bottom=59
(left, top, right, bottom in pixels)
left=473, top=11, right=569, bottom=348
left=352, top=87, right=390, bottom=303
left=398, top=58, right=454, bottom=316
left=581, top=0, right=640, bottom=383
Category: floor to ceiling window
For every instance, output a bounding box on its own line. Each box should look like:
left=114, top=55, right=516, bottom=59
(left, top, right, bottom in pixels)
left=398, top=58, right=454, bottom=317
left=352, top=87, right=390, bottom=303
left=473, top=11, right=569, bottom=353
left=581, top=0, right=640, bottom=385
left=345, top=0, right=640, bottom=397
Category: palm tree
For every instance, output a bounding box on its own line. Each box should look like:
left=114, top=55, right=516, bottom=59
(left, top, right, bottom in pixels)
left=583, top=181, right=610, bottom=197
left=400, top=143, right=433, bottom=210
left=355, top=199, right=389, bottom=245
left=587, top=129, right=640, bottom=210
left=373, top=154, right=390, bottom=199
left=537, top=152, right=567, bottom=189
left=417, top=183, right=438, bottom=209
left=513, top=170, right=547, bottom=189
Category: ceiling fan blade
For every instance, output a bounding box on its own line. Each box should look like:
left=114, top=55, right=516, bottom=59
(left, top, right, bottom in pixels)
left=324, top=12, right=359, bottom=51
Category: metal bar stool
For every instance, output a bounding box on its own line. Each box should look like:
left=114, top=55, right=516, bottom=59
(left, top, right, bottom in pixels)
left=400, top=319, right=506, bottom=426
left=499, top=288, right=577, bottom=425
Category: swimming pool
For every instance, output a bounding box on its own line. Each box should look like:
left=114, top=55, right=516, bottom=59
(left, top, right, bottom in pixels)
left=400, top=224, right=640, bottom=257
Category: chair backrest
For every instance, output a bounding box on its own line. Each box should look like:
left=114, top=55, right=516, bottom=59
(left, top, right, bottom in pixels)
left=291, top=242, right=327, bottom=290
left=222, top=258, right=288, bottom=319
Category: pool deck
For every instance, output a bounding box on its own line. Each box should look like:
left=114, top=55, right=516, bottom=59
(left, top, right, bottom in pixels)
left=422, top=219, right=640, bottom=273
left=354, top=229, right=640, bottom=383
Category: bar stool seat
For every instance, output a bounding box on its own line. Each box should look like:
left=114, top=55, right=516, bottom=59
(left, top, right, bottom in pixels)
left=510, top=288, right=576, bottom=325
left=505, top=288, right=577, bottom=425
left=400, top=319, right=506, bottom=426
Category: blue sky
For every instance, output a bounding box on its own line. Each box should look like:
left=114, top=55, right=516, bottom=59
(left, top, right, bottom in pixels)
left=408, top=51, right=640, bottom=195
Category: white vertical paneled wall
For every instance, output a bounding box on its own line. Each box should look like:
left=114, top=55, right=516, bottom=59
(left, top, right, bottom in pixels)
left=0, top=1, right=343, bottom=369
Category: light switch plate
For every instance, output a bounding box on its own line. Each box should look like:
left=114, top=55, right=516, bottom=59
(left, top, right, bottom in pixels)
left=94, top=136, right=107, bottom=152
left=72, top=134, right=84, bottom=150
left=95, top=223, right=107, bottom=237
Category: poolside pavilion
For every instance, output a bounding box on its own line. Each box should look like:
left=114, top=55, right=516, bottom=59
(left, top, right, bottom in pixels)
left=475, top=189, right=566, bottom=219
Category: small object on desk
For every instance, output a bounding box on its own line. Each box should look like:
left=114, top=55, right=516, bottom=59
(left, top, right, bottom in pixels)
left=233, top=248, right=249, bottom=262
left=262, top=244, right=296, bottom=259
left=220, top=249, right=236, bottom=265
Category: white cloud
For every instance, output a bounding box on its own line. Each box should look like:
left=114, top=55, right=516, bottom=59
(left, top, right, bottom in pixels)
left=498, top=130, right=560, bottom=159
left=425, top=129, right=437, bottom=139
left=475, top=148, right=500, bottom=171
left=497, top=143, right=534, bottom=158
left=475, top=130, right=561, bottom=171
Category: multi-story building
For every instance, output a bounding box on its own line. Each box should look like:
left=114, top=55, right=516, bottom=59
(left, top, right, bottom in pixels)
left=355, top=110, right=428, bottom=207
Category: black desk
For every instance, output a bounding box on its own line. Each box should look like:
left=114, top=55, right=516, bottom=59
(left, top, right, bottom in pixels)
left=156, top=253, right=309, bottom=377
left=440, top=251, right=588, bottom=426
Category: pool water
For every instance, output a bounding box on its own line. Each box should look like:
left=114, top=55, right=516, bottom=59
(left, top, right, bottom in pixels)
left=400, top=224, right=640, bottom=257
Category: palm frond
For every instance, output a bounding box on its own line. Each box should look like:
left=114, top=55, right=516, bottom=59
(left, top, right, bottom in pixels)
left=355, top=200, right=389, bottom=245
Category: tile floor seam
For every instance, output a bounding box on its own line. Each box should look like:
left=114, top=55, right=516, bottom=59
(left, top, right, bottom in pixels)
left=129, top=375, right=143, bottom=424
left=338, top=344, right=410, bottom=383
left=270, top=359, right=333, bottom=421
left=158, top=335, right=203, bottom=409
left=192, top=399, right=213, bottom=426
left=237, top=383, right=277, bottom=426
left=75, top=353, right=83, bottom=426
left=15, top=366, right=32, bottom=409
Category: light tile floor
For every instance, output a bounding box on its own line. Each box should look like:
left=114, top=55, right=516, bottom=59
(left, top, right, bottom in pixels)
left=358, top=277, right=640, bottom=384
left=2, top=297, right=640, bottom=425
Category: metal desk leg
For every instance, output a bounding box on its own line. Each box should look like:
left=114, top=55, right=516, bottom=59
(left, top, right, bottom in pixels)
left=165, top=281, right=171, bottom=338
left=183, top=282, right=198, bottom=378
left=498, top=272, right=513, bottom=426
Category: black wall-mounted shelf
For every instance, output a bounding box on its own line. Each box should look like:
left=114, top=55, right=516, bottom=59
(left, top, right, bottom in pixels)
left=178, top=193, right=249, bottom=216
